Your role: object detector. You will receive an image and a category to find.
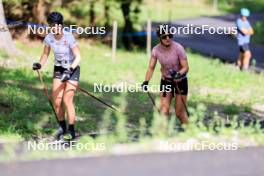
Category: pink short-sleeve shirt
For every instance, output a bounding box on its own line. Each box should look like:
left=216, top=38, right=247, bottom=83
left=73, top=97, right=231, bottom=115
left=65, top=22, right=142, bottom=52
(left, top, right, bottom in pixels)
left=151, top=41, right=187, bottom=78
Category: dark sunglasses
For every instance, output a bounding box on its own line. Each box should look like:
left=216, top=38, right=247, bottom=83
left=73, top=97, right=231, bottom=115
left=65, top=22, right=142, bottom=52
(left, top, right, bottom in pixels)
left=48, top=23, right=62, bottom=27
left=161, top=34, right=173, bottom=40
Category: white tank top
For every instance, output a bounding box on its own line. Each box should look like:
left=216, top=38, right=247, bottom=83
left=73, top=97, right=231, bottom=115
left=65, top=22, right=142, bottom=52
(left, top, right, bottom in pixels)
left=44, top=31, right=77, bottom=68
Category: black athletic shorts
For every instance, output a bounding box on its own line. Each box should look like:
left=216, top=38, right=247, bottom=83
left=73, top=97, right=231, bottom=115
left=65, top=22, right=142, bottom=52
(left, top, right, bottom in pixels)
left=160, top=77, right=188, bottom=97
left=239, top=43, right=250, bottom=53
left=53, top=66, right=80, bottom=81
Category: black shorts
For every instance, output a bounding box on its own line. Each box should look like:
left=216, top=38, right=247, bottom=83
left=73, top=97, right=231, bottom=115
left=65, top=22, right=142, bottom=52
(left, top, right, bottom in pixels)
left=160, top=77, right=188, bottom=97
left=239, top=43, right=250, bottom=53
left=53, top=66, right=80, bottom=81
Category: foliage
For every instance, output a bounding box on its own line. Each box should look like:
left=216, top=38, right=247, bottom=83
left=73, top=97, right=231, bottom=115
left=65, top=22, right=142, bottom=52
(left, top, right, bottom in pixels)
left=212, top=0, right=264, bottom=13
left=252, top=20, right=264, bottom=45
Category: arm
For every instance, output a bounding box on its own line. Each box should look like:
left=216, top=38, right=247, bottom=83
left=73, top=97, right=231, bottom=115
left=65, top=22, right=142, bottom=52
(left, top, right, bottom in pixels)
left=237, top=20, right=254, bottom=36
left=60, top=45, right=81, bottom=82
left=39, top=45, right=50, bottom=66
left=177, top=44, right=189, bottom=76
left=70, top=45, right=81, bottom=69
left=248, top=26, right=254, bottom=35
left=144, top=56, right=157, bottom=81
left=240, top=27, right=254, bottom=35
left=178, top=59, right=189, bottom=75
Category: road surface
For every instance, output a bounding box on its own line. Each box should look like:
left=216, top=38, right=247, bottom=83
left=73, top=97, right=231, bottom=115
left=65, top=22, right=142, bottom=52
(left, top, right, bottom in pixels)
left=1, top=147, right=264, bottom=176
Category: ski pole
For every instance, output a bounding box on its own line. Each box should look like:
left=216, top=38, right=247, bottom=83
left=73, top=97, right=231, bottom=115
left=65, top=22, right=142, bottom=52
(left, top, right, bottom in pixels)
left=36, top=70, right=59, bottom=123
left=146, top=91, right=160, bottom=112
left=66, top=81, right=119, bottom=112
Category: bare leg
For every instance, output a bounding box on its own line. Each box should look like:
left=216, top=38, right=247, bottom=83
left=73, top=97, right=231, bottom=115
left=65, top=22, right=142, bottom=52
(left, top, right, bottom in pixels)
left=236, top=52, right=243, bottom=70
left=242, top=50, right=251, bottom=70
left=63, top=81, right=78, bottom=125
left=52, top=79, right=65, bottom=121
left=175, top=94, right=189, bottom=124
left=160, top=92, right=173, bottom=118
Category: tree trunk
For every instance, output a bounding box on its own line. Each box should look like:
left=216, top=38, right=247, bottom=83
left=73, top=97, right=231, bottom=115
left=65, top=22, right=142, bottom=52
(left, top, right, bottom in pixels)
left=33, top=0, right=48, bottom=24
left=0, top=0, right=18, bottom=56
left=90, top=0, right=96, bottom=26
left=121, top=1, right=133, bottom=49
left=104, top=0, right=110, bottom=28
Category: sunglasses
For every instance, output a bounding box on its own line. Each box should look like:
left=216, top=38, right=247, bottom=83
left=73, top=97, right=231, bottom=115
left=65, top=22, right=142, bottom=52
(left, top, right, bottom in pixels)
left=48, top=23, right=62, bottom=27
left=161, top=34, right=173, bottom=40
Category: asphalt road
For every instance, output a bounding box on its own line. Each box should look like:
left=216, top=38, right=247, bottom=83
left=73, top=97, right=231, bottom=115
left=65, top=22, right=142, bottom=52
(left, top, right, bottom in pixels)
left=165, top=13, right=264, bottom=69
left=1, top=147, right=264, bottom=176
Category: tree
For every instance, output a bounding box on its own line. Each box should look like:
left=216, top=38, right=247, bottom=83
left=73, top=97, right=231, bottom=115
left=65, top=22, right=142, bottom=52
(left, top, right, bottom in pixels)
left=120, top=0, right=133, bottom=49
left=118, top=0, right=143, bottom=49
left=32, top=0, right=50, bottom=24
left=103, top=0, right=111, bottom=28
left=0, top=0, right=18, bottom=56
left=89, top=0, right=96, bottom=26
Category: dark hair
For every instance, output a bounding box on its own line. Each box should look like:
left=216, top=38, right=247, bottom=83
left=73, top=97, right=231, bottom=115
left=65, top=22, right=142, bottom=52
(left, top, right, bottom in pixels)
left=156, top=24, right=173, bottom=37
left=47, top=12, right=63, bottom=25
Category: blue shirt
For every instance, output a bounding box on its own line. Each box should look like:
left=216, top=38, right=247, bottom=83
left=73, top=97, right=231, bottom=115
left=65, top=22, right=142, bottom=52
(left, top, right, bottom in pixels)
left=236, top=18, right=251, bottom=46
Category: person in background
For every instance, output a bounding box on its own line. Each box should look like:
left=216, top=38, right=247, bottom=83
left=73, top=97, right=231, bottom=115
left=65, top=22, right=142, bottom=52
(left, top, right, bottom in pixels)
left=236, top=8, right=254, bottom=71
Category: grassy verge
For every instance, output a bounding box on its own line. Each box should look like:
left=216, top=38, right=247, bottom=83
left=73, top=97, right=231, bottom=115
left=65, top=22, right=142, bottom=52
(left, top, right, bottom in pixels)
left=0, top=40, right=264, bottom=161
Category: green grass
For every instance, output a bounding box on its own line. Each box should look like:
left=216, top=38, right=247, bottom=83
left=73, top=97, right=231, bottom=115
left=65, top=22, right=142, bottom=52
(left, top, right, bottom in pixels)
left=0, top=40, right=264, bottom=161
left=1, top=41, right=264, bottom=136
